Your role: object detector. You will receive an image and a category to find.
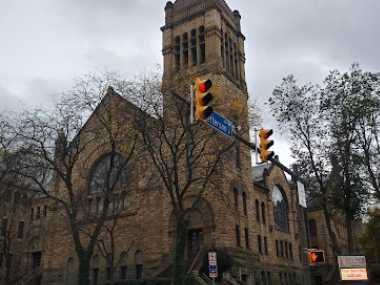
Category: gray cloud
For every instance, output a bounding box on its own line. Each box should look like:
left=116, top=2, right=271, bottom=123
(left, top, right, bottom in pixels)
left=0, top=0, right=379, bottom=164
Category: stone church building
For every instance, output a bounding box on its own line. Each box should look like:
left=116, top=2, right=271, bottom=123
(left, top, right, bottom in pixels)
left=0, top=1, right=311, bottom=285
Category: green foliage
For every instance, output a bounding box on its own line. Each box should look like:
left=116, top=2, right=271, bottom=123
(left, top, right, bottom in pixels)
left=268, top=63, right=380, bottom=253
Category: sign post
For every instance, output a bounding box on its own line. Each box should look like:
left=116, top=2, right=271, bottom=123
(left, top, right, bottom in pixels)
left=208, top=252, right=218, bottom=284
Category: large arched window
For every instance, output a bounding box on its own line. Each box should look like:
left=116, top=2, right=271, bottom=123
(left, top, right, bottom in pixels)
left=89, top=153, right=128, bottom=194
left=272, top=185, right=289, bottom=233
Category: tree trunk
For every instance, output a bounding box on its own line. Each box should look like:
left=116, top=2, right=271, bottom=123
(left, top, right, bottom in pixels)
left=172, top=214, right=187, bottom=285
left=322, top=203, right=340, bottom=255
left=78, top=254, right=91, bottom=285
left=345, top=214, right=353, bottom=254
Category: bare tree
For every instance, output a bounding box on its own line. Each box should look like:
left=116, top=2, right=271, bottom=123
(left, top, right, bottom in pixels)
left=95, top=217, right=138, bottom=284
left=8, top=73, right=142, bottom=285
left=269, top=76, right=341, bottom=256
left=0, top=117, right=35, bottom=284
left=132, top=75, right=247, bottom=284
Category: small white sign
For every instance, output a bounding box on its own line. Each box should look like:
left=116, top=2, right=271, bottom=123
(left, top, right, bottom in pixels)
left=338, top=256, right=367, bottom=268
left=297, top=181, right=307, bottom=208
left=208, top=252, right=217, bottom=261
left=340, top=268, right=368, bottom=281
left=208, top=252, right=218, bottom=279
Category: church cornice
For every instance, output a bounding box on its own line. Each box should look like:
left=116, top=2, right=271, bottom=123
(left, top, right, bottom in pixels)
left=162, top=0, right=245, bottom=40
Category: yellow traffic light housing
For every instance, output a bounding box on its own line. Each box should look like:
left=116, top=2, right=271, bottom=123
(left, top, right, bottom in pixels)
left=194, top=79, right=213, bottom=121
left=259, top=128, right=274, bottom=162
left=308, top=249, right=325, bottom=265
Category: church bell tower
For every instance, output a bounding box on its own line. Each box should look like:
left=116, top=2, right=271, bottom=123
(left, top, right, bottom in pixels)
left=161, top=0, right=249, bottom=126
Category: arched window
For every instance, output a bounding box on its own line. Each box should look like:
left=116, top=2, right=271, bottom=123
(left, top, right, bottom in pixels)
left=182, top=33, right=188, bottom=66
left=233, top=42, right=238, bottom=79
left=199, top=26, right=205, bottom=63
left=119, top=252, right=128, bottom=280
left=190, top=29, right=197, bottom=65
left=65, top=257, right=74, bottom=285
left=135, top=250, right=143, bottom=280
left=309, top=219, right=317, bottom=237
left=106, top=254, right=113, bottom=281
left=257, top=235, right=262, bottom=255
left=242, top=192, right=247, bottom=215
left=36, top=206, right=41, bottom=219
left=225, top=33, right=229, bottom=71
left=174, top=36, right=181, bottom=70
left=91, top=255, right=99, bottom=285
left=235, top=225, right=241, bottom=247
left=89, top=153, right=128, bottom=194
left=255, top=200, right=260, bottom=222
left=233, top=188, right=239, bottom=210
left=272, top=185, right=289, bottom=233
left=221, top=28, right=225, bottom=67
left=121, top=192, right=128, bottom=210
left=229, top=37, right=233, bottom=74
left=261, top=202, right=266, bottom=225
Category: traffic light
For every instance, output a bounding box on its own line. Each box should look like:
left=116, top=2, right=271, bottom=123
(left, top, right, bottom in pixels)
left=259, top=128, right=274, bottom=162
left=194, top=78, right=213, bottom=121
left=308, top=249, right=325, bottom=265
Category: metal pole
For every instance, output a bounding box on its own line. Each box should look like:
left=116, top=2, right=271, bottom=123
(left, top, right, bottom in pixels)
left=190, top=85, right=194, bottom=124
left=233, top=132, right=304, bottom=183
left=254, top=128, right=258, bottom=165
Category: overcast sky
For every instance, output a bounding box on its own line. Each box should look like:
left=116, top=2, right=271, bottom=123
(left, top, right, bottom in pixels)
left=1, top=0, right=379, bottom=164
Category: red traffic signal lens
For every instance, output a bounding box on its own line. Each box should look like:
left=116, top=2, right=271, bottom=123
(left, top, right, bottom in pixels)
left=199, top=79, right=212, bottom=93
left=308, top=250, right=325, bottom=264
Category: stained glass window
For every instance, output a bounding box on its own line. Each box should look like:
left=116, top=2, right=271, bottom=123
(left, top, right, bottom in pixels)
left=89, top=153, right=128, bottom=193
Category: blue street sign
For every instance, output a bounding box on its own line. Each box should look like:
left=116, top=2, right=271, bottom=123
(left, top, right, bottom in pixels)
left=207, top=112, right=234, bottom=137
left=209, top=264, right=217, bottom=273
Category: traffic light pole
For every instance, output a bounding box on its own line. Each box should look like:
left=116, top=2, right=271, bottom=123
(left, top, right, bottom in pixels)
left=233, top=132, right=304, bottom=183
left=190, top=85, right=194, bottom=124
left=184, top=81, right=301, bottom=182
